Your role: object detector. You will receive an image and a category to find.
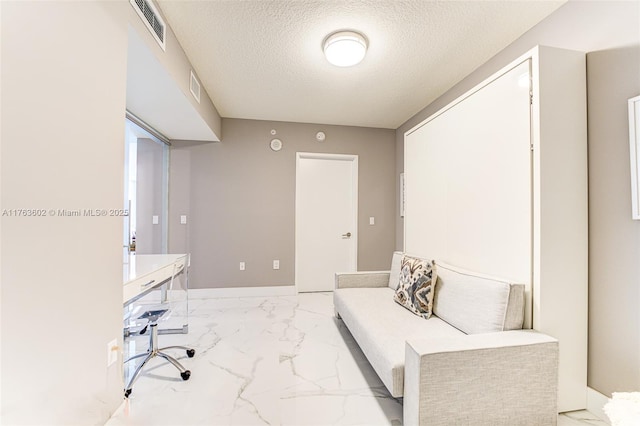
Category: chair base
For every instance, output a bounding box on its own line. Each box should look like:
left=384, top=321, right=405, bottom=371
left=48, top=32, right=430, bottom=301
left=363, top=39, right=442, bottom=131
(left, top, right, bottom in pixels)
left=124, top=322, right=195, bottom=397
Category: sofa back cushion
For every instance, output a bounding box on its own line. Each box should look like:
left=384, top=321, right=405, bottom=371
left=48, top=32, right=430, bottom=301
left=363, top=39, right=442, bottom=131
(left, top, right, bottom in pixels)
left=388, top=251, right=403, bottom=289
left=433, top=261, right=525, bottom=334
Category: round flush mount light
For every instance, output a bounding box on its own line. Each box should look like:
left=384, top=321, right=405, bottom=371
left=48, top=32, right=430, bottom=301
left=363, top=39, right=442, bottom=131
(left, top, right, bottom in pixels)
left=323, top=30, right=368, bottom=67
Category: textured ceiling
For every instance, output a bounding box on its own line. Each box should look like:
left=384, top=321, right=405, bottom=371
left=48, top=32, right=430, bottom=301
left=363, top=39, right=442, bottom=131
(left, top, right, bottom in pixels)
left=157, top=0, right=565, bottom=129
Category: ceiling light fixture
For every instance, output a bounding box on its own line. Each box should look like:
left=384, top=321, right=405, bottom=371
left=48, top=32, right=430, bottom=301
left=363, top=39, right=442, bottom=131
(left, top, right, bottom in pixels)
left=323, top=30, right=368, bottom=67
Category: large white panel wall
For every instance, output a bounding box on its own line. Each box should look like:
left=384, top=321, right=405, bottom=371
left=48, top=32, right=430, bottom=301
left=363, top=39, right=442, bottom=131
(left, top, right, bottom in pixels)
left=405, top=60, right=532, bottom=288
left=404, top=46, right=587, bottom=412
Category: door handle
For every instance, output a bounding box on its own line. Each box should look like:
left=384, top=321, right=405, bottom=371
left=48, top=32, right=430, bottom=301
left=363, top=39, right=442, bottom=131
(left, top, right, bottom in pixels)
left=342, top=232, right=352, bottom=238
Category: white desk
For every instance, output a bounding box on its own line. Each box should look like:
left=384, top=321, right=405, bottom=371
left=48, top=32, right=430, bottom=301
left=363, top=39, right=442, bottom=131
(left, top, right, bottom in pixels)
left=123, top=254, right=188, bottom=306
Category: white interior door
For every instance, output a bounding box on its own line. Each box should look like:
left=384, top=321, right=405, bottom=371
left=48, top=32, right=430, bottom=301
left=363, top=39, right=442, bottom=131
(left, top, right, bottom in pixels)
left=296, top=153, right=358, bottom=292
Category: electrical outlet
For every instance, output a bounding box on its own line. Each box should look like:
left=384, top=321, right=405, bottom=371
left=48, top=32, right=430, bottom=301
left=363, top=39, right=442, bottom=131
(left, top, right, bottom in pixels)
left=273, top=260, right=280, bottom=270
left=107, top=338, right=118, bottom=367
left=239, top=262, right=245, bottom=271
left=180, top=215, right=187, bottom=224
left=369, top=216, right=375, bottom=225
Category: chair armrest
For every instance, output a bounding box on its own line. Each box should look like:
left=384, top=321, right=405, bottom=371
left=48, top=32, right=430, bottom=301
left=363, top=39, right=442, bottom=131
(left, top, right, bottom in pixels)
left=335, top=271, right=390, bottom=289
left=404, top=330, right=559, bottom=426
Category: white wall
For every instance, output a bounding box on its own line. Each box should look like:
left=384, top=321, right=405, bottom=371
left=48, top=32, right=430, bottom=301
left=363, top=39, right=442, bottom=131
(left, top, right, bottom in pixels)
left=0, top=1, right=221, bottom=423
left=1, top=2, right=126, bottom=424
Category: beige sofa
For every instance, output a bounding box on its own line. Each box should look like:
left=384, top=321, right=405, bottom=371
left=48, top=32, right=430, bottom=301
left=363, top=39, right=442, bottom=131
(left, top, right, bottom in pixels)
left=334, top=252, right=559, bottom=426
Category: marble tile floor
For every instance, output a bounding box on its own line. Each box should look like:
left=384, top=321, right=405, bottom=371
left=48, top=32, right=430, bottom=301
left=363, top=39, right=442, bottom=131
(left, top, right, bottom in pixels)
left=106, top=292, right=608, bottom=426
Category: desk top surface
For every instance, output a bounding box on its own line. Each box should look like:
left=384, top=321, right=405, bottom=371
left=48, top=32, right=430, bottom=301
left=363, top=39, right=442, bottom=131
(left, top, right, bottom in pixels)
left=123, top=253, right=188, bottom=285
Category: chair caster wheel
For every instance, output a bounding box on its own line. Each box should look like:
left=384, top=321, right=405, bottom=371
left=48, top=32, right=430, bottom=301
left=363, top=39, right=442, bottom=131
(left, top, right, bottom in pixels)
left=181, top=370, right=191, bottom=380
left=186, top=349, right=195, bottom=358
left=124, top=389, right=132, bottom=398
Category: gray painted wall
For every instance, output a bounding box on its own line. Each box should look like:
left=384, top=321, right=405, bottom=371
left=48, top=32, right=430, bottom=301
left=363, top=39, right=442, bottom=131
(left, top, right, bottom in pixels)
left=168, top=145, right=192, bottom=254
left=395, top=0, right=640, bottom=397
left=587, top=45, right=640, bottom=396
left=169, top=118, right=396, bottom=289
left=136, top=138, right=165, bottom=254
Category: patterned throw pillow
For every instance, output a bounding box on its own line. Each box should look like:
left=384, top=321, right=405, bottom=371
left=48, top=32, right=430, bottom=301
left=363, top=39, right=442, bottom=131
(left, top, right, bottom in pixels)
left=393, top=255, right=437, bottom=319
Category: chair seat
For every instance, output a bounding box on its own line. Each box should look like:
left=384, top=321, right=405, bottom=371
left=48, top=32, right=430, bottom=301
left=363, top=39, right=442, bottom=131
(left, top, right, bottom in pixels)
left=138, top=309, right=169, bottom=323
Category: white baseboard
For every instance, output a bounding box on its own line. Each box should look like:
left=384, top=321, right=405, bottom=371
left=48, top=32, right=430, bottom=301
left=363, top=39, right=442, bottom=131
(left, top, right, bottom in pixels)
left=587, top=387, right=611, bottom=424
left=189, top=285, right=297, bottom=299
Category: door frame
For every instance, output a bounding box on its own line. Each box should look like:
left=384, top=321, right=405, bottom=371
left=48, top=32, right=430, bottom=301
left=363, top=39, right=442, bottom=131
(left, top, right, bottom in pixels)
left=295, top=152, right=359, bottom=291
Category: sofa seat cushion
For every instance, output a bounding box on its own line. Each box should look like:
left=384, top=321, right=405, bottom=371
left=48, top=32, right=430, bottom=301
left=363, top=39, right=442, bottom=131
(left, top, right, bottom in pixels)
left=334, top=287, right=464, bottom=397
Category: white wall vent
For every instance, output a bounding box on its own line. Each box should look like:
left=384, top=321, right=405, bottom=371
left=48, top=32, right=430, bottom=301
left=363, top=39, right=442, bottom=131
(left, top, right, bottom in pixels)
left=130, top=0, right=166, bottom=51
left=190, top=70, right=201, bottom=103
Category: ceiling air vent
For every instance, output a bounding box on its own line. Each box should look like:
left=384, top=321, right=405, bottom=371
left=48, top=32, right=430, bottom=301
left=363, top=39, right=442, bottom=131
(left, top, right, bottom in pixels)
left=130, top=0, right=166, bottom=51
left=190, top=71, right=201, bottom=103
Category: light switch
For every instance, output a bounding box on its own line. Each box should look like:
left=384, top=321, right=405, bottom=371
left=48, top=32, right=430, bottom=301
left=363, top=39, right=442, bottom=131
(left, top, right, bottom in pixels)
left=369, top=217, right=375, bottom=225
left=239, top=262, right=245, bottom=271
left=152, top=215, right=159, bottom=225
left=180, top=215, right=187, bottom=224
left=273, top=260, right=280, bottom=270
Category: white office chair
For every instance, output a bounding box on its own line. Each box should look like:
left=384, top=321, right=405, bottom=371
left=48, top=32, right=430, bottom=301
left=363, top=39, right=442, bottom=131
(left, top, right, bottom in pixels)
left=124, top=308, right=195, bottom=397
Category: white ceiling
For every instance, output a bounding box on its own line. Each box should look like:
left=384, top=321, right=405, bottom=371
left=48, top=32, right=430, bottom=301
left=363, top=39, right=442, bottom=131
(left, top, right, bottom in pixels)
left=157, top=0, right=565, bottom=129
